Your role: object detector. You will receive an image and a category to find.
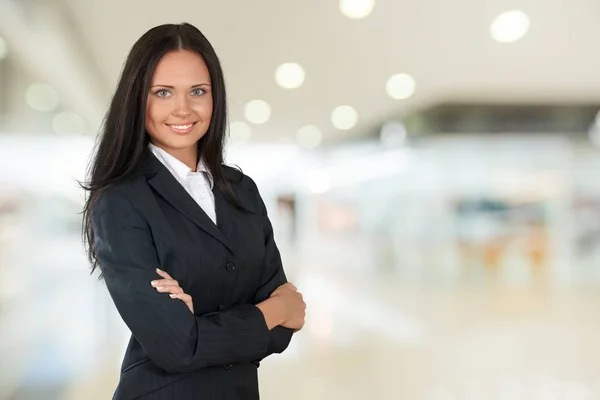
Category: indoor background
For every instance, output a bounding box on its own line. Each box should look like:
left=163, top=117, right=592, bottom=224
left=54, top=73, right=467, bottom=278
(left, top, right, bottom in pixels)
left=1, top=0, right=600, bottom=399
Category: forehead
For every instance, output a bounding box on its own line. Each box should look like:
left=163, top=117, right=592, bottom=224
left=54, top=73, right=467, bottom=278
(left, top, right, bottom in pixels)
left=151, top=50, right=211, bottom=84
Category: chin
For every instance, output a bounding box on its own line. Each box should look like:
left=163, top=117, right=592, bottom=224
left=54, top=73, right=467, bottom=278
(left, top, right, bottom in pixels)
left=157, top=131, right=205, bottom=149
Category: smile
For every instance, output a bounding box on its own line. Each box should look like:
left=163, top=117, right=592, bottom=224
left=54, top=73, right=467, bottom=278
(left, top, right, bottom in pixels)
left=166, top=122, right=197, bottom=134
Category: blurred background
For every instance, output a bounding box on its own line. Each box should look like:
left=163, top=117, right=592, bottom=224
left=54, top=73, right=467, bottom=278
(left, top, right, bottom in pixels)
left=2, top=0, right=600, bottom=399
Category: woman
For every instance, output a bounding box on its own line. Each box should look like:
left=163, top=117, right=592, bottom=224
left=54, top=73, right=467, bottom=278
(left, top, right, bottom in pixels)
left=81, top=23, right=306, bottom=400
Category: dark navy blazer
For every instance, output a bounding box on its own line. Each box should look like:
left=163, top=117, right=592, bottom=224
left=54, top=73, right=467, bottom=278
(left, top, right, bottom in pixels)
left=92, top=151, right=293, bottom=399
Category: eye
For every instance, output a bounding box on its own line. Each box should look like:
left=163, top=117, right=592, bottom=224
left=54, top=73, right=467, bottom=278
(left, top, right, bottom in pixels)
left=191, top=88, right=205, bottom=96
left=154, top=89, right=170, bottom=98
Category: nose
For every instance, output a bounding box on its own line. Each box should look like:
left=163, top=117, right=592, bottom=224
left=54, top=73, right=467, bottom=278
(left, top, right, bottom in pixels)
left=172, top=95, right=192, bottom=118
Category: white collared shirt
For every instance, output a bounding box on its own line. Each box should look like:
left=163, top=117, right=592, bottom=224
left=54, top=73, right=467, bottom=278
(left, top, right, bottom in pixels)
left=149, top=143, right=217, bottom=224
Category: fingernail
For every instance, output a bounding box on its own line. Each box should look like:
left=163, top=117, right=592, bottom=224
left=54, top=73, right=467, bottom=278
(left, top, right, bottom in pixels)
left=169, top=294, right=177, bottom=298
left=156, top=286, right=164, bottom=291
left=150, top=281, right=157, bottom=287
left=156, top=268, right=163, bottom=272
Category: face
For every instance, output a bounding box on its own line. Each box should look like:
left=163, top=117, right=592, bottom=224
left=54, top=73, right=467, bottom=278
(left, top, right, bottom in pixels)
left=146, top=50, right=213, bottom=160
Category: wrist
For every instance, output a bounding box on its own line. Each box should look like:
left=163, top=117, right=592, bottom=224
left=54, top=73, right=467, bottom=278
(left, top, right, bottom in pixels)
left=256, top=297, right=285, bottom=330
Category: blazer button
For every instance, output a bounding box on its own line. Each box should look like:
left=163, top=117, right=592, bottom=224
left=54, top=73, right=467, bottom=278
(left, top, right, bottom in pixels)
left=225, top=262, right=236, bottom=272
left=224, top=364, right=233, bottom=371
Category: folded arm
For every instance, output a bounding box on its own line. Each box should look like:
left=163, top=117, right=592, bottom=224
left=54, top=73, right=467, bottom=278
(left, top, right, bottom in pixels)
left=249, top=180, right=295, bottom=357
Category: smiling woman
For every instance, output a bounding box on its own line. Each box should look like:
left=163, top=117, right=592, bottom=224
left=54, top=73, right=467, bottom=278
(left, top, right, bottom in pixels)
left=79, top=23, right=306, bottom=400
left=145, top=50, right=213, bottom=168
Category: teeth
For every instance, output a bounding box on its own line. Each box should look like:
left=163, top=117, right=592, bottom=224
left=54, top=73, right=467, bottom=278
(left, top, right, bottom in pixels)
left=170, top=124, right=193, bottom=129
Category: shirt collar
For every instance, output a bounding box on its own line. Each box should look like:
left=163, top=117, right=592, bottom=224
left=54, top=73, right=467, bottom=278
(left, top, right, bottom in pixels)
left=149, top=143, right=214, bottom=189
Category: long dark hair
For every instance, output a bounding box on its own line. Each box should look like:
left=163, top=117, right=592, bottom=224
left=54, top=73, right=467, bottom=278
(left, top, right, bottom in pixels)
left=81, top=23, right=238, bottom=276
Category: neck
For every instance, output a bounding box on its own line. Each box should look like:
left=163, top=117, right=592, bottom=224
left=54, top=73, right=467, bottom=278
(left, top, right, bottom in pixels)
left=153, top=142, right=198, bottom=171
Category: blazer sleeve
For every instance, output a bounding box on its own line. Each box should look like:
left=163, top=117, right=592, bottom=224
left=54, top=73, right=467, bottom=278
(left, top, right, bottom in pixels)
left=248, top=179, right=295, bottom=357
left=92, top=188, right=271, bottom=374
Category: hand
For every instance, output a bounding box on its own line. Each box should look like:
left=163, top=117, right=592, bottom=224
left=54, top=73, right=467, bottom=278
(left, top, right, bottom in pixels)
left=270, top=282, right=306, bottom=332
left=151, top=268, right=194, bottom=314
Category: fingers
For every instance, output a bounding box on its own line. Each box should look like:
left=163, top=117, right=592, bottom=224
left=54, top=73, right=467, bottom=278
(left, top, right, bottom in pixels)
left=272, top=282, right=297, bottom=296
left=155, top=268, right=173, bottom=279
left=150, top=271, right=193, bottom=313
left=156, top=285, right=183, bottom=294
left=170, top=293, right=192, bottom=303
left=170, top=293, right=194, bottom=313
left=151, top=279, right=180, bottom=289
left=151, top=273, right=182, bottom=294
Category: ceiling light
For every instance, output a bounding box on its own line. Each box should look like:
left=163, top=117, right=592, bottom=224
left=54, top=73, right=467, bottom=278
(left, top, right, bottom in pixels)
left=297, top=125, right=322, bottom=148
left=339, top=0, right=375, bottom=19
left=53, top=112, right=85, bottom=135
left=331, top=106, right=358, bottom=130
left=244, top=100, right=271, bottom=124
left=230, top=121, right=252, bottom=144
left=490, top=10, right=530, bottom=43
left=275, top=63, right=305, bottom=89
left=25, top=83, right=60, bottom=112
left=385, top=73, right=416, bottom=100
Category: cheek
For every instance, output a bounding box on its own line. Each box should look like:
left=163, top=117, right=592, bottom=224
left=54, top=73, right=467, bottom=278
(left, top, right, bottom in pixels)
left=193, top=98, right=213, bottom=120
left=146, top=101, right=167, bottom=130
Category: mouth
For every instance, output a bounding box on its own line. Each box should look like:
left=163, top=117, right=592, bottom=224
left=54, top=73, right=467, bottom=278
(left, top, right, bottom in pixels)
left=165, top=122, right=197, bottom=134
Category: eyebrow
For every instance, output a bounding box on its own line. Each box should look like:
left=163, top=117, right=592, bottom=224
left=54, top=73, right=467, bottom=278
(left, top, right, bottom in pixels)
left=150, top=84, right=211, bottom=89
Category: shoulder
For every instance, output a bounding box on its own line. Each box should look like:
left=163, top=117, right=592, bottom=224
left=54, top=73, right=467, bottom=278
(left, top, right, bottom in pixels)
left=221, top=165, right=267, bottom=214
left=222, top=165, right=260, bottom=193
left=91, top=180, right=152, bottom=234
left=94, top=175, right=148, bottom=215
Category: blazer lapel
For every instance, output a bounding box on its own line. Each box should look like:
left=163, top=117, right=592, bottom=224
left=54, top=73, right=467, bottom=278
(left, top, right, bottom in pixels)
left=212, top=184, right=238, bottom=245
left=142, top=153, right=234, bottom=254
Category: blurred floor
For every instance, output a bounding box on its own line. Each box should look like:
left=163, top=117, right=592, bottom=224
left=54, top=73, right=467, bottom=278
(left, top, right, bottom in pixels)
left=266, top=273, right=600, bottom=400
left=3, top=252, right=600, bottom=400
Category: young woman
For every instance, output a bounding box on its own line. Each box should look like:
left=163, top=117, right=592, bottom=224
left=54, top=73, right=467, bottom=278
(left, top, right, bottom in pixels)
left=81, top=22, right=306, bottom=400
